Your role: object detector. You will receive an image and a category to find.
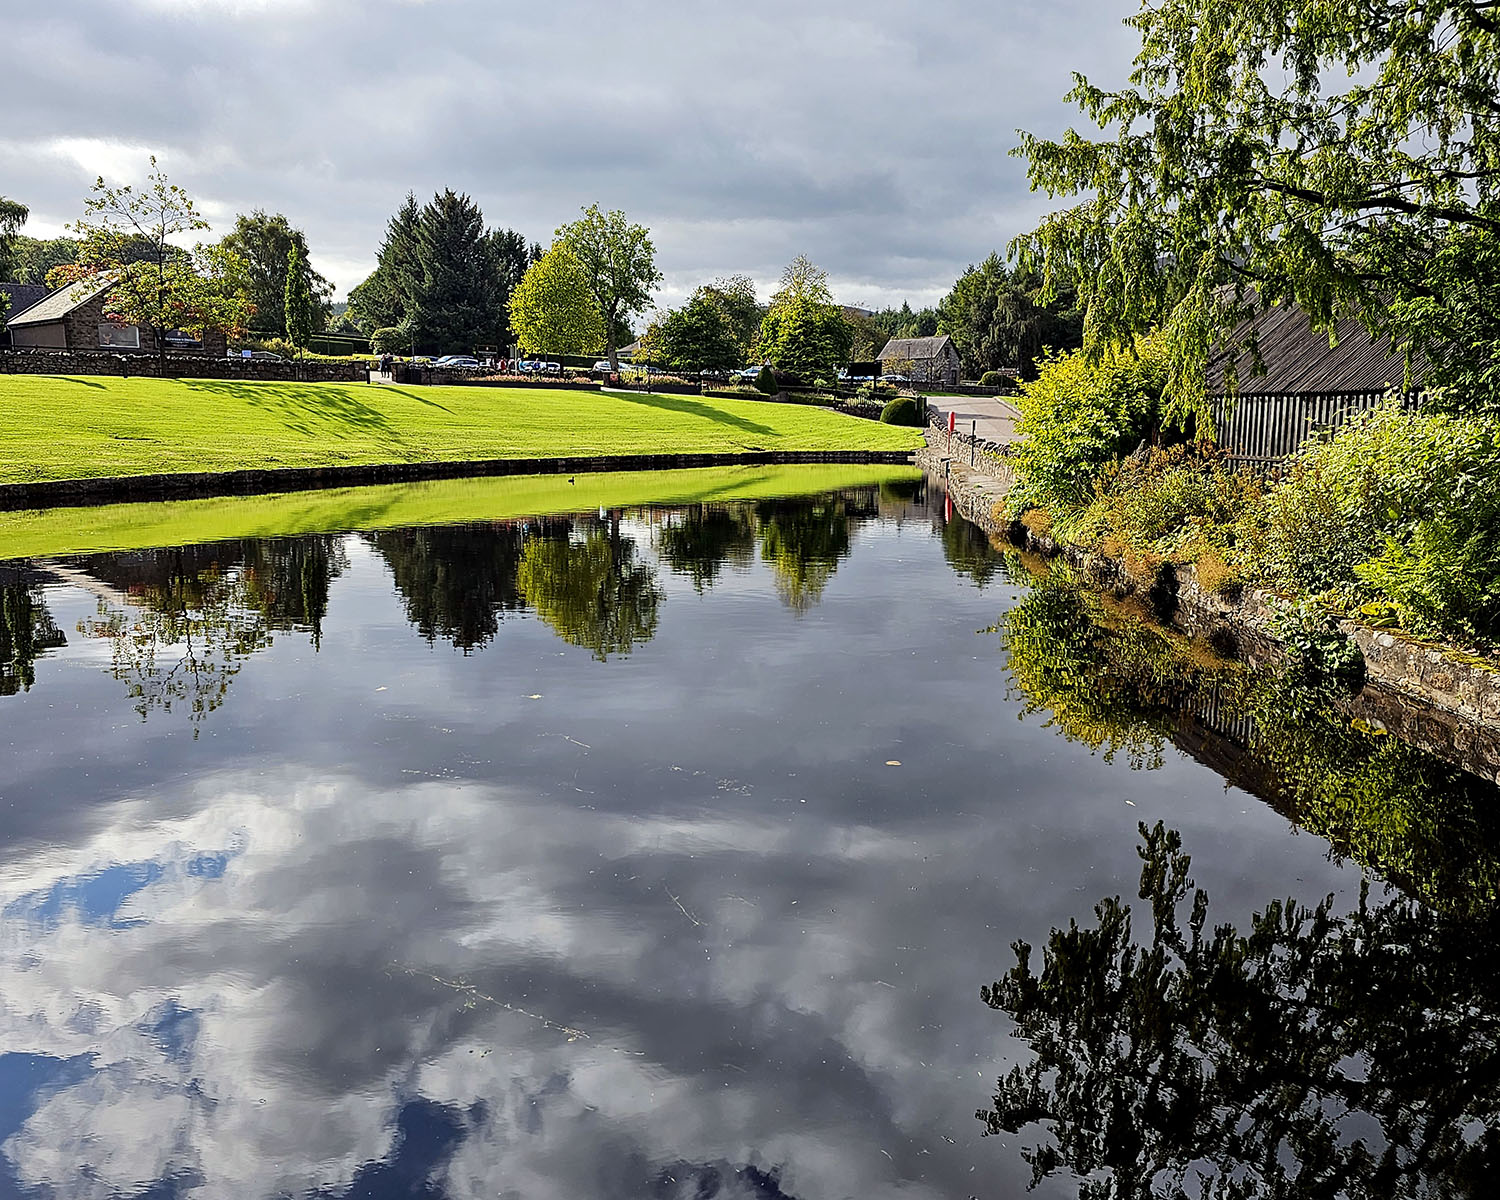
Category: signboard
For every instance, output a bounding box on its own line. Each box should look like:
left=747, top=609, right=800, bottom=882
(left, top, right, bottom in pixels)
left=848, top=360, right=882, bottom=378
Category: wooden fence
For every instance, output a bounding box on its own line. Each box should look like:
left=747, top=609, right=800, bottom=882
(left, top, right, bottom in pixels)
left=1210, top=390, right=1412, bottom=468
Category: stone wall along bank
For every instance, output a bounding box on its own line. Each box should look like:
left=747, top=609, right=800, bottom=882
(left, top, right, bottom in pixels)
left=919, top=440, right=1500, bottom=780
left=0, top=349, right=369, bottom=383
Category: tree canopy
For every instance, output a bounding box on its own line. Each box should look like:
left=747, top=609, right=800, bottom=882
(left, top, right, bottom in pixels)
left=283, top=240, right=317, bottom=357
left=410, top=189, right=508, bottom=354
left=641, top=285, right=747, bottom=373
left=556, top=204, right=661, bottom=370
left=348, top=191, right=532, bottom=353
left=508, top=244, right=606, bottom=356
left=54, top=159, right=252, bottom=362
left=220, top=210, right=330, bottom=337
left=7, top=235, right=80, bottom=288
left=0, top=196, right=29, bottom=322
left=1013, top=0, right=1500, bottom=420
left=937, top=252, right=1082, bottom=379
left=753, top=256, right=854, bottom=384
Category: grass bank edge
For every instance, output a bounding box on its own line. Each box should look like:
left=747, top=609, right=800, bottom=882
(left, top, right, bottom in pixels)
left=0, top=463, right=923, bottom=560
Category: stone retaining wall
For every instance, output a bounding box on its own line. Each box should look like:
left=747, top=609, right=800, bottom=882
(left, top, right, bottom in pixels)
left=0, top=349, right=369, bottom=383
left=0, top=449, right=919, bottom=512
left=920, top=440, right=1500, bottom=778
left=922, top=417, right=1016, bottom=482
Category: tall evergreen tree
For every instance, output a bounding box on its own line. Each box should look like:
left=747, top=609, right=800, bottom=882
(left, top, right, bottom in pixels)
left=284, top=241, right=316, bottom=361
left=348, top=193, right=422, bottom=336
left=410, top=189, right=506, bottom=354
left=937, top=253, right=1083, bottom=379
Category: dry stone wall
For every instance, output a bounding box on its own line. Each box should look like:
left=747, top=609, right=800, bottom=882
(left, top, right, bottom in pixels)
left=0, top=349, right=369, bottom=383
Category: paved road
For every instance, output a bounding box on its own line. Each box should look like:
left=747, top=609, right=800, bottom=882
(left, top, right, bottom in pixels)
left=924, top=394, right=1022, bottom=445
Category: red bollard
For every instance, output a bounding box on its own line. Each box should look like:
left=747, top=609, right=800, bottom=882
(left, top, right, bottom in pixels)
left=947, top=410, right=956, bottom=434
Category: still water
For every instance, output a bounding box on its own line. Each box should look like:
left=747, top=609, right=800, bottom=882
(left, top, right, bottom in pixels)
left=0, top=472, right=1495, bottom=1198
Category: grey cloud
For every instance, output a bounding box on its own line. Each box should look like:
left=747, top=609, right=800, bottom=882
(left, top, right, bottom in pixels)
left=5, top=0, right=1140, bottom=301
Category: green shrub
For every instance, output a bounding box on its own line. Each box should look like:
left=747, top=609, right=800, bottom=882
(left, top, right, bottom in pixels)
left=1006, top=336, right=1171, bottom=517
left=371, top=326, right=405, bottom=355
left=1068, top=445, right=1261, bottom=558
left=1245, top=400, right=1500, bottom=644
left=879, top=396, right=923, bottom=426
left=755, top=364, right=779, bottom=395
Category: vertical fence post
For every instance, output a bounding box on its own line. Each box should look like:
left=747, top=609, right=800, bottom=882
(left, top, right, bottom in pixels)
left=971, top=420, right=976, bottom=466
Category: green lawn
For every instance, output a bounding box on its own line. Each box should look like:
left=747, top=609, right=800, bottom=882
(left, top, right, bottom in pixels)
left=0, top=376, right=921, bottom=486
left=0, top=463, right=921, bottom=559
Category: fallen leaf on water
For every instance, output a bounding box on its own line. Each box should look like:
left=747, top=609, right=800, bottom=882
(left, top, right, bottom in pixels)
left=886, top=760, right=901, bottom=766
left=375, top=686, right=387, bottom=692
left=527, top=694, right=542, bottom=700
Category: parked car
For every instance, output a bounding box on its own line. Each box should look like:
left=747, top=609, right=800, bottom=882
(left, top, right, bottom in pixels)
left=592, top=360, right=612, bottom=373
left=433, top=355, right=482, bottom=370
left=226, top=350, right=284, bottom=362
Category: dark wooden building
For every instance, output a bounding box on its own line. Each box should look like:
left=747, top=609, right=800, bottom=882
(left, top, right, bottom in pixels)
left=1208, top=304, right=1429, bottom=467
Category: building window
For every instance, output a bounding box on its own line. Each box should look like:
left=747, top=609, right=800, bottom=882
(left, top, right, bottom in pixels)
left=98, top=323, right=140, bottom=349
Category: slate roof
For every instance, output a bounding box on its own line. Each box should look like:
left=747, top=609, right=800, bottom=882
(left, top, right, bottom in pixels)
left=878, top=335, right=956, bottom=361
left=4, top=275, right=115, bottom=327
left=1206, top=303, right=1429, bottom=395
left=1, top=283, right=50, bottom=317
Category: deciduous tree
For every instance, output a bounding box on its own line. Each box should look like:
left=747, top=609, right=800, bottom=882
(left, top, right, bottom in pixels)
left=753, top=256, right=853, bottom=384
left=0, top=196, right=29, bottom=322
left=56, top=159, right=253, bottom=367
left=8, top=235, right=80, bottom=288
left=1013, top=0, right=1500, bottom=420
left=641, top=291, right=743, bottom=373
left=508, top=245, right=605, bottom=356
left=557, top=204, right=661, bottom=371
left=221, top=210, right=330, bottom=337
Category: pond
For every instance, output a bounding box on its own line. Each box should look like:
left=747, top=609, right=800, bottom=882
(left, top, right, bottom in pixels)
left=0, top=467, right=1496, bottom=1198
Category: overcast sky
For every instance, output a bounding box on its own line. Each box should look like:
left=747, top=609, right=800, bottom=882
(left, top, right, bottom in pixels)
left=4, top=0, right=1140, bottom=311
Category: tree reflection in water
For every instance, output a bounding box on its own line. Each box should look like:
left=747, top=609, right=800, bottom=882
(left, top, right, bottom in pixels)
left=937, top=506, right=1005, bottom=589
left=368, top=523, right=534, bottom=652
left=71, top=540, right=344, bottom=729
left=979, top=821, right=1500, bottom=1199
left=656, top=504, right=756, bottom=592
left=0, top=570, right=65, bottom=696
left=756, top=498, right=853, bottom=611
left=517, top=519, right=663, bottom=661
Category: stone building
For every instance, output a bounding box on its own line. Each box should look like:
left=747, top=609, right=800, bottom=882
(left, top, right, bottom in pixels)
left=4, top=276, right=227, bottom=355
left=877, top=334, right=962, bottom=386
